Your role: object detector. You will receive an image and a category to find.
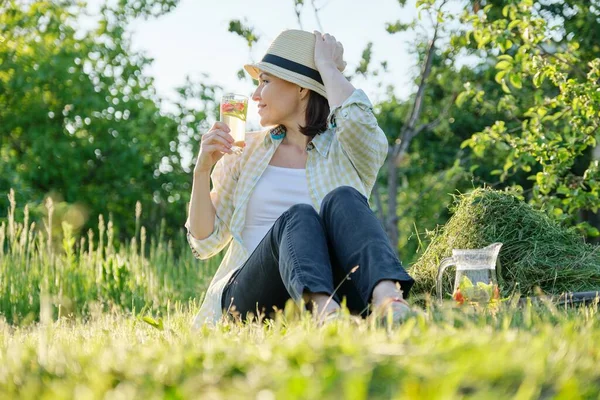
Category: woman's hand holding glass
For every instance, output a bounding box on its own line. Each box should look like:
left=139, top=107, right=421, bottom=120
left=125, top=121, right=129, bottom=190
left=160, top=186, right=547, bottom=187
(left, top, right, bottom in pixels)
left=194, top=122, right=244, bottom=174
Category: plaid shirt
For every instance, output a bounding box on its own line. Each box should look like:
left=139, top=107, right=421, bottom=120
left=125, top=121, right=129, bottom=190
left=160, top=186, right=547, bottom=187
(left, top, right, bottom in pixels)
left=186, top=89, right=388, bottom=328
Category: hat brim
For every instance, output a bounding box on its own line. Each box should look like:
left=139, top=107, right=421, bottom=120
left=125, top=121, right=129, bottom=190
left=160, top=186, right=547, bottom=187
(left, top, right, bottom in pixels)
left=243, top=64, right=261, bottom=80
left=243, top=62, right=328, bottom=99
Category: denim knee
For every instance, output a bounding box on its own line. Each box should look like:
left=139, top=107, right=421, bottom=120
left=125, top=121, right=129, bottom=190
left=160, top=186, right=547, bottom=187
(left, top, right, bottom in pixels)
left=320, top=186, right=365, bottom=215
left=285, top=203, right=318, bottom=218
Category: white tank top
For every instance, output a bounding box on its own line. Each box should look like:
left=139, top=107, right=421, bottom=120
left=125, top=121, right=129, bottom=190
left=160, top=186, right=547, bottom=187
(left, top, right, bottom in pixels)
left=242, top=165, right=313, bottom=255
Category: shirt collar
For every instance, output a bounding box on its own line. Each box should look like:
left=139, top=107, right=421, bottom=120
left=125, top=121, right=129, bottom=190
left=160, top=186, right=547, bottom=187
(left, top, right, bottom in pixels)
left=263, top=125, right=333, bottom=157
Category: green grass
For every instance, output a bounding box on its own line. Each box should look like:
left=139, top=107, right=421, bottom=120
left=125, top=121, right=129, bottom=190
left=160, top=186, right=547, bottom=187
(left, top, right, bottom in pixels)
left=1, top=302, right=599, bottom=399
left=0, top=190, right=221, bottom=324
left=2, top=189, right=600, bottom=398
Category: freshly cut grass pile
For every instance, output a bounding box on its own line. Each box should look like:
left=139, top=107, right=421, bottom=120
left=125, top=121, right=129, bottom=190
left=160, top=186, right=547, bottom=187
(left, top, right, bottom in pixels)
left=409, top=188, right=600, bottom=299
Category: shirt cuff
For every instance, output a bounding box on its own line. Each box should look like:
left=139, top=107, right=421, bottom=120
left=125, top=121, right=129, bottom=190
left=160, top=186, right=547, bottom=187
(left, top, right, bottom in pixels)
left=185, top=217, right=221, bottom=249
left=327, top=89, right=374, bottom=129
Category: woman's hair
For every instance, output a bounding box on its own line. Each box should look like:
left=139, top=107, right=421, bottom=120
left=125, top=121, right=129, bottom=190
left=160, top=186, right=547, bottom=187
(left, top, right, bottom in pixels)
left=298, top=90, right=330, bottom=138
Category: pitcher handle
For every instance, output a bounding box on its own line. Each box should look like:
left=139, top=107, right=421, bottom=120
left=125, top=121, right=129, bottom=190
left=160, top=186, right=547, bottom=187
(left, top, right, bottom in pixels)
left=437, top=256, right=456, bottom=301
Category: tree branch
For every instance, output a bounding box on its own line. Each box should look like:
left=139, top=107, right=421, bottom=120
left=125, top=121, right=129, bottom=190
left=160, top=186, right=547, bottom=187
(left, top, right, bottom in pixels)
left=311, top=0, right=324, bottom=32
left=405, top=22, right=439, bottom=134
left=291, top=0, right=305, bottom=29
left=537, top=44, right=587, bottom=79
left=413, top=92, right=458, bottom=136
left=390, top=21, right=442, bottom=161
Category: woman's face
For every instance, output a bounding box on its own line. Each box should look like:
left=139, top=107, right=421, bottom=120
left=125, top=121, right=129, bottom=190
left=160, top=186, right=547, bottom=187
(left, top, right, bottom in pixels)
left=251, top=71, right=307, bottom=127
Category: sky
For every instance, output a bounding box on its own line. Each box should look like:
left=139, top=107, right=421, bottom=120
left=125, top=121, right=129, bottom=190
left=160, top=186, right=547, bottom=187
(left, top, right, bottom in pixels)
left=118, top=0, right=424, bottom=129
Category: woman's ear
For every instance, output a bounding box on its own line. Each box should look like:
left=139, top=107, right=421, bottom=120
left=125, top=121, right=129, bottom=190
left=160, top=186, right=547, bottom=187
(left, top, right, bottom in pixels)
left=299, top=87, right=309, bottom=101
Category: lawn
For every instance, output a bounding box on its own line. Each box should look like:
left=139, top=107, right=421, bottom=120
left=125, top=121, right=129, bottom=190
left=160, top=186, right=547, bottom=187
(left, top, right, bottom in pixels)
left=2, top=197, right=600, bottom=399
left=1, top=301, right=599, bottom=399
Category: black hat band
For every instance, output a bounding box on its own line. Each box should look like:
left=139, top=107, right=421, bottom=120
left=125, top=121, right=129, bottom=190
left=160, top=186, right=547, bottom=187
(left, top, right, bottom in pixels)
left=261, top=53, right=323, bottom=85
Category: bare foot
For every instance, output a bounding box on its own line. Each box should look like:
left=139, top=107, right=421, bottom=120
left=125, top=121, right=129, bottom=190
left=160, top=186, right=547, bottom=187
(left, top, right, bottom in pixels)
left=302, top=292, right=341, bottom=324
left=372, top=280, right=412, bottom=323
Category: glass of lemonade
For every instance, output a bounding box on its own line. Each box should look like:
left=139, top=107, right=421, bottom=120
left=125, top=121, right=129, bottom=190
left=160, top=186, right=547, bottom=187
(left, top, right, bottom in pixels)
left=220, top=93, right=248, bottom=155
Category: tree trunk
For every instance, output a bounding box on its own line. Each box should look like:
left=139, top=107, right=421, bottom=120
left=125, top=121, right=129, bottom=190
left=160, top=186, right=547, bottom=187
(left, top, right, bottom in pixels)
left=385, top=153, right=399, bottom=247
left=372, top=180, right=385, bottom=223
left=381, top=22, right=441, bottom=248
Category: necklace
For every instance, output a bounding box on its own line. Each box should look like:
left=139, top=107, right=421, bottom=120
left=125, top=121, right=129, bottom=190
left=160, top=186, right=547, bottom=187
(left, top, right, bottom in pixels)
left=270, top=125, right=286, bottom=140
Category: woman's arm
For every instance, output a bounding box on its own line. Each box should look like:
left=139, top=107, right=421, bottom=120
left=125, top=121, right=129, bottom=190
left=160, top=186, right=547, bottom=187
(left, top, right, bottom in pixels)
left=318, top=62, right=355, bottom=109
left=185, top=155, right=239, bottom=260
left=313, top=32, right=388, bottom=194
left=188, top=169, right=216, bottom=240
left=313, top=31, right=355, bottom=108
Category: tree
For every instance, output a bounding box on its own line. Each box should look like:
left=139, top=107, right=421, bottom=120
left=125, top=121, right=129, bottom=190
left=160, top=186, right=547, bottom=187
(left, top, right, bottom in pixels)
left=0, top=0, right=219, bottom=243
left=368, top=0, right=461, bottom=247
left=458, top=0, right=600, bottom=237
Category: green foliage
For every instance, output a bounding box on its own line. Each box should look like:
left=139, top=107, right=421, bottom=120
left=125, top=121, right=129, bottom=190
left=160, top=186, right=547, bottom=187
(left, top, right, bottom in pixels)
left=228, top=19, right=260, bottom=49
left=385, top=21, right=415, bottom=34
left=0, top=0, right=221, bottom=242
left=374, top=21, right=502, bottom=264
left=354, top=42, right=373, bottom=77
left=457, top=0, right=600, bottom=236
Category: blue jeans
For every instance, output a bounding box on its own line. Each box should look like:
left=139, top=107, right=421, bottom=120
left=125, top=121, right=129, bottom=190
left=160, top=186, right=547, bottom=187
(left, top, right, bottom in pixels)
left=221, top=186, right=415, bottom=320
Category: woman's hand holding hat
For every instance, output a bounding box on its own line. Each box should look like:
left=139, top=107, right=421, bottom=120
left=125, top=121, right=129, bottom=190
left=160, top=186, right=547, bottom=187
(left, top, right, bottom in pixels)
left=313, top=31, right=347, bottom=73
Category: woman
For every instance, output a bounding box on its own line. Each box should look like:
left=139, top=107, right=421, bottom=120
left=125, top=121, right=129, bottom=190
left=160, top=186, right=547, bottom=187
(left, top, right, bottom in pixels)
left=186, top=29, right=415, bottom=328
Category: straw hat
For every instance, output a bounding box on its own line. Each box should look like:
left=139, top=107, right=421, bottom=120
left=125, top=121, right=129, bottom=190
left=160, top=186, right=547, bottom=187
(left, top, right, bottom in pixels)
left=244, top=29, right=345, bottom=99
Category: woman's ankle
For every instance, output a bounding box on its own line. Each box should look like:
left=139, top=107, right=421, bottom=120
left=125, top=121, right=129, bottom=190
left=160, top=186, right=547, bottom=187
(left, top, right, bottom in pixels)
left=372, top=280, right=404, bottom=307
left=303, top=292, right=340, bottom=317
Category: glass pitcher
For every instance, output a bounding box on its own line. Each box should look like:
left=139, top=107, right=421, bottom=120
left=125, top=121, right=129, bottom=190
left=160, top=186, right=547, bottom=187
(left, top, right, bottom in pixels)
left=436, top=242, right=503, bottom=302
